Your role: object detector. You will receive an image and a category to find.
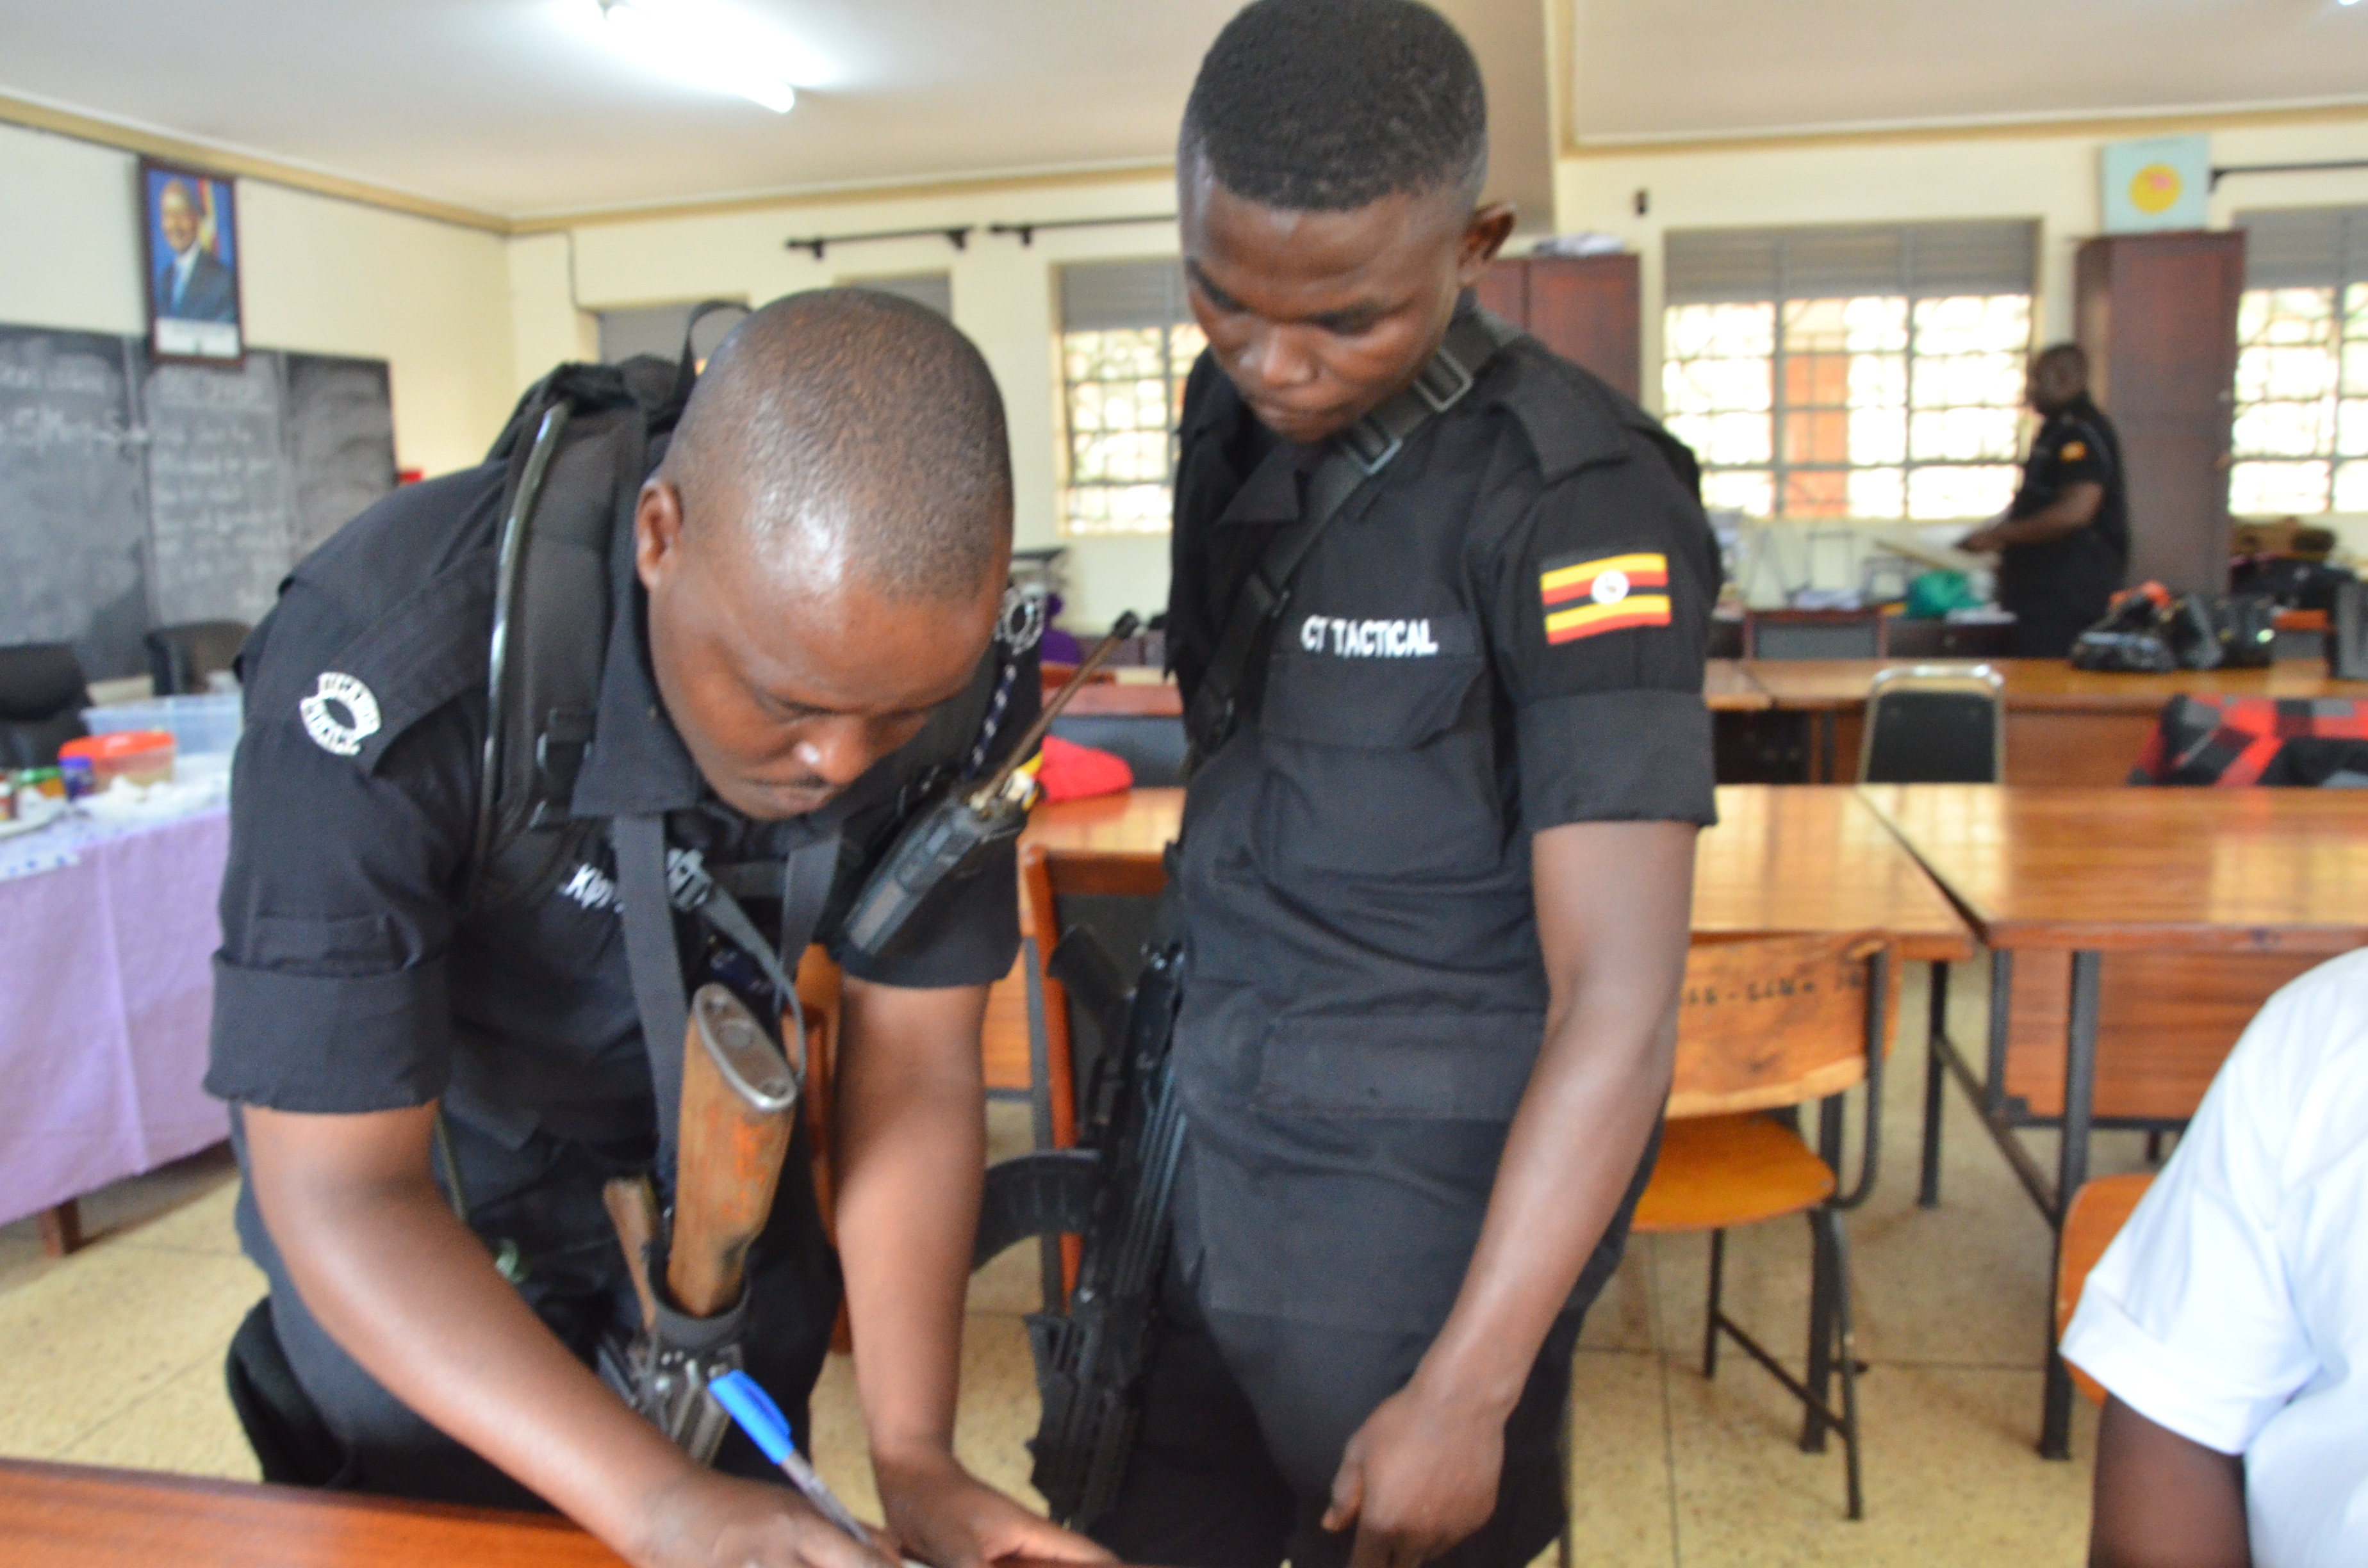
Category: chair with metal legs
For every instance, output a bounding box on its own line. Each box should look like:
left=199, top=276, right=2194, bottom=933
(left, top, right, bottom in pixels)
left=1562, top=932, right=1895, bottom=1542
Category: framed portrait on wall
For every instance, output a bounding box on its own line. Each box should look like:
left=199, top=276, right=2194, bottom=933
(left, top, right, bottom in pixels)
left=139, top=158, right=244, bottom=364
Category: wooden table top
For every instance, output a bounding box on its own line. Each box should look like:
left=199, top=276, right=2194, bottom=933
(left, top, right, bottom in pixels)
left=1861, top=784, right=2368, bottom=953
left=1741, top=657, right=2368, bottom=712
left=1024, top=785, right=1973, bottom=959
left=1702, top=659, right=1772, bottom=711
left=1058, top=681, right=1183, bottom=717
left=1054, top=674, right=1768, bottom=716
left=0, top=1460, right=625, bottom=1567
left=1692, top=786, right=1975, bottom=961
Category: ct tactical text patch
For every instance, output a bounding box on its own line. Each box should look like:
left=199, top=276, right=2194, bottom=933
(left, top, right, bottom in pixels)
left=1540, top=551, right=1670, bottom=644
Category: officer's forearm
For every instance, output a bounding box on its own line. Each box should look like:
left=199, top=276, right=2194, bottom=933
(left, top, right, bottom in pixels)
left=829, top=976, right=990, bottom=1475
left=240, top=1102, right=702, bottom=1558
left=1407, top=821, right=1693, bottom=1419
left=1988, top=482, right=2104, bottom=548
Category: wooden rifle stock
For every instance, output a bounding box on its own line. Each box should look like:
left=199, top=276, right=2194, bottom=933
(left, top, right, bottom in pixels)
left=602, top=1175, right=662, bottom=1333
left=666, top=984, right=802, bottom=1318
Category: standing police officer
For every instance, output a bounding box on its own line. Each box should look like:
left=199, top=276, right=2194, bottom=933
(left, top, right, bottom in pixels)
left=1092, top=5, right=1717, bottom=1567
left=206, top=293, right=1103, bottom=1568
left=1961, top=343, right=2130, bottom=657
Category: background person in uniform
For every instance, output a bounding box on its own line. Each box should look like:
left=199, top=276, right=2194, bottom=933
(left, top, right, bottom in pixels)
left=1094, top=5, right=1718, bottom=1566
left=152, top=176, right=238, bottom=323
left=1959, top=343, right=2129, bottom=657
left=2064, top=949, right=2368, bottom=1568
left=206, top=293, right=1105, bottom=1568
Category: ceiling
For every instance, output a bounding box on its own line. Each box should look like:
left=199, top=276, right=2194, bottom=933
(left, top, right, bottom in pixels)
left=0, top=2, right=2359, bottom=227
left=0, top=0, right=1549, bottom=225
left=1570, top=0, right=2368, bottom=143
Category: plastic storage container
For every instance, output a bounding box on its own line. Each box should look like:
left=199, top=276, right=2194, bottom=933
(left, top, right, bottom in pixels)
left=81, top=692, right=242, bottom=756
left=60, top=731, right=177, bottom=788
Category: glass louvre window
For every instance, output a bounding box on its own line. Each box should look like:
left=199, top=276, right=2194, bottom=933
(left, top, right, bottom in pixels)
left=1663, top=222, right=2035, bottom=521
left=1057, top=259, right=1205, bottom=537
left=2230, top=209, right=2368, bottom=516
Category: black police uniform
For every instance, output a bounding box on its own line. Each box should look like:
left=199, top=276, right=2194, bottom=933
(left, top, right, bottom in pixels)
left=204, top=455, right=1030, bottom=1505
left=1091, top=303, right=1719, bottom=1568
left=1996, top=393, right=2128, bottom=658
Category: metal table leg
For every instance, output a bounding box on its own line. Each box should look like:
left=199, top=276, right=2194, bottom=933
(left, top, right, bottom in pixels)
left=1918, top=961, right=1950, bottom=1208
left=2039, top=949, right=2103, bottom=1460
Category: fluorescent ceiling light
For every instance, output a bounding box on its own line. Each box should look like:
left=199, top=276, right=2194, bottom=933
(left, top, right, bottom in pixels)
left=572, top=0, right=813, bottom=113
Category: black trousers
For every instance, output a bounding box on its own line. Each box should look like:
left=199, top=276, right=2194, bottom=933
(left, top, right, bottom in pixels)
left=1089, top=1134, right=1653, bottom=1568
left=231, top=1107, right=841, bottom=1507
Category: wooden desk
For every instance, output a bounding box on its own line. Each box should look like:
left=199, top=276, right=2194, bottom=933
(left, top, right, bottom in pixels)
left=1019, top=785, right=1969, bottom=953
left=1058, top=682, right=1183, bottom=718
left=1860, top=784, right=2368, bottom=1457
left=1748, top=658, right=2368, bottom=784
left=0, top=1458, right=625, bottom=1567
left=1702, top=659, right=1772, bottom=712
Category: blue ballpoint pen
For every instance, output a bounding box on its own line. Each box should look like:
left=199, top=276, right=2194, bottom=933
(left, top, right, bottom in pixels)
left=708, top=1369, right=875, bottom=1546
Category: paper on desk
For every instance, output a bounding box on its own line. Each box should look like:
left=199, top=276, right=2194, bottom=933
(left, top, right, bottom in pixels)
left=1865, top=525, right=1988, bottom=575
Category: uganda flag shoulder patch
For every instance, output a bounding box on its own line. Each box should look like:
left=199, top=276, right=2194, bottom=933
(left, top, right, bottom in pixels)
left=2060, top=439, right=2087, bottom=462
left=1540, top=551, right=1671, bottom=644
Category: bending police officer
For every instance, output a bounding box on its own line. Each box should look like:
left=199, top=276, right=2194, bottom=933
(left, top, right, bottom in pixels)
left=206, top=292, right=1106, bottom=1568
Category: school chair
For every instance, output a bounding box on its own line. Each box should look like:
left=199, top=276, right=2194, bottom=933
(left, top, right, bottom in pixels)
left=1743, top=608, right=1887, bottom=660
left=1590, top=931, right=1896, bottom=1537
left=2054, top=1172, right=2154, bottom=1407
left=1857, top=663, right=2003, bottom=785
left=0, top=641, right=91, bottom=767
left=144, top=619, right=249, bottom=695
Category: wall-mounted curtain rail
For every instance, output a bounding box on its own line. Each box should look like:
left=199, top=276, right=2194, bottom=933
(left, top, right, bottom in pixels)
left=784, top=225, right=972, bottom=260
left=2210, top=160, right=2368, bottom=190
left=986, top=214, right=1176, bottom=245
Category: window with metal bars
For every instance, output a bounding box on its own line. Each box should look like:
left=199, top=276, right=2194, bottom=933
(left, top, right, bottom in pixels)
left=1055, top=258, right=1206, bottom=537
left=1661, top=222, right=2037, bottom=522
left=2230, top=208, right=2368, bottom=518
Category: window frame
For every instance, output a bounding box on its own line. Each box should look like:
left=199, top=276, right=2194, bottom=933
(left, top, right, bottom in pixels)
left=1055, top=259, right=1205, bottom=539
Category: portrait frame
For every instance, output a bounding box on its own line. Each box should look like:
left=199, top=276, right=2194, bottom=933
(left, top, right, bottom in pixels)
left=138, top=158, right=245, bottom=366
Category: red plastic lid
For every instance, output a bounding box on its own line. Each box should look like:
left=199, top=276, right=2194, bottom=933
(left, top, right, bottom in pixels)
left=60, top=730, right=176, bottom=760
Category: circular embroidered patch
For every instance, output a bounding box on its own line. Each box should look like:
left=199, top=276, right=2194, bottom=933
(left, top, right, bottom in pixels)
left=299, top=671, right=382, bottom=757
left=1592, top=568, right=1631, bottom=605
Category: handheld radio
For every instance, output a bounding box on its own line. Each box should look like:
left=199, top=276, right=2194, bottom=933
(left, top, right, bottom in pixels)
left=841, top=610, right=1142, bottom=958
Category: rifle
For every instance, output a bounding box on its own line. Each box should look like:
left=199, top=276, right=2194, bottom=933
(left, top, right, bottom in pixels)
left=973, top=924, right=1185, bottom=1530
left=599, top=983, right=801, bottom=1463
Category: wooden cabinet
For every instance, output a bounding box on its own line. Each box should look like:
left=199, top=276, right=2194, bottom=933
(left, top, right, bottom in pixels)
left=2073, top=231, right=2246, bottom=594
left=1478, top=254, right=1642, bottom=402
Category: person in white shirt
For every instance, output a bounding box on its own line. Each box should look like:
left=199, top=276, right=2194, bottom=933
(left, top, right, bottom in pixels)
left=2062, top=947, right=2368, bottom=1568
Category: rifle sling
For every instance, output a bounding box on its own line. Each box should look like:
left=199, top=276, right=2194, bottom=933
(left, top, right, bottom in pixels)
left=1183, top=309, right=1514, bottom=760
left=616, top=815, right=840, bottom=1204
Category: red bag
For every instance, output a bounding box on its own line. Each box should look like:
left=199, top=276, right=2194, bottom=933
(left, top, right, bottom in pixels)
left=1035, top=733, right=1133, bottom=802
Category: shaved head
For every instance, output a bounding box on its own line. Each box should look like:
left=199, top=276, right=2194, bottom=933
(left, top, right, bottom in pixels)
left=636, top=288, right=1014, bottom=820
left=663, top=288, right=1011, bottom=601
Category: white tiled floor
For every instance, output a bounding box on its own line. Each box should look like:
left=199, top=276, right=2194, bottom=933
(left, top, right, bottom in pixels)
left=0, top=958, right=2148, bottom=1564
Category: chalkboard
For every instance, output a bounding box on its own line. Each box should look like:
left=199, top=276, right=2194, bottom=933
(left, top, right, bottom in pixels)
left=0, top=322, right=396, bottom=680
left=0, top=330, right=152, bottom=682
left=285, top=353, right=398, bottom=564
left=144, top=353, right=297, bottom=629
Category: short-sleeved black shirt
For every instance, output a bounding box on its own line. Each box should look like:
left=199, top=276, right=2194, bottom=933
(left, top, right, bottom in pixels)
left=204, top=458, right=1029, bottom=1152
left=1998, top=393, right=2128, bottom=633
left=1163, top=304, right=1720, bottom=1331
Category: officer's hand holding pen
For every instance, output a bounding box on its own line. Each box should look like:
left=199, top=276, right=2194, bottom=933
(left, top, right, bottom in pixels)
left=632, top=1467, right=899, bottom=1568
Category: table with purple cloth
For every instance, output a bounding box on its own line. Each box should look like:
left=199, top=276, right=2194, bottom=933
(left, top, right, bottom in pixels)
left=0, top=805, right=231, bottom=1251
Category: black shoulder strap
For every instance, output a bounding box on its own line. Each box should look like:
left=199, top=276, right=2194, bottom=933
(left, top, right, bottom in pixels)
left=466, top=393, right=648, bottom=911
left=1183, top=309, right=1517, bottom=762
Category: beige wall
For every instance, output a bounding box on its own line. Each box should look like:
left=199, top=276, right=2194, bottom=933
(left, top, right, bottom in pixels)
left=0, top=119, right=515, bottom=480
left=1552, top=115, right=2368, bottom=395
left=517, top=173, right=1183, bottom=630
left=1549, top=114, right=2368, bottom=592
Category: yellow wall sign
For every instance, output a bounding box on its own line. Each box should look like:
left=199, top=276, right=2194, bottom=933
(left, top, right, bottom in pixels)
left=2102, top=136, right=2210, bottom=232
